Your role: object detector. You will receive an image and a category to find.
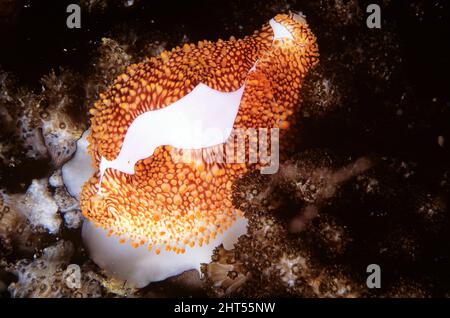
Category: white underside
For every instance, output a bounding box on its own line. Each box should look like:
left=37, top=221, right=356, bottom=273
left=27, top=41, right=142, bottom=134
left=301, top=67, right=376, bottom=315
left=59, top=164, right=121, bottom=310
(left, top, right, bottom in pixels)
left=61, top=130, right=95, bottom=200
left=82, top=216, right=248, bottom=288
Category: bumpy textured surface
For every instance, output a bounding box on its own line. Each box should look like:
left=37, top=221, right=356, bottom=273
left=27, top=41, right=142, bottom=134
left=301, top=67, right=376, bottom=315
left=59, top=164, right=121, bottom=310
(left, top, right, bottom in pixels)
left=80, top=13, right=319, bottom=253
left=7, top=241, right=104, bottom=298
left=202, top=151, right=370, bottom=297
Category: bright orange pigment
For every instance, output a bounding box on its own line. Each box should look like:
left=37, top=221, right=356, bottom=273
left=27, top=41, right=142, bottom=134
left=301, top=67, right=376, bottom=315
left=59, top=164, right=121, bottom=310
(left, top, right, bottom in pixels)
left=80, top=13, right=319, bottom=253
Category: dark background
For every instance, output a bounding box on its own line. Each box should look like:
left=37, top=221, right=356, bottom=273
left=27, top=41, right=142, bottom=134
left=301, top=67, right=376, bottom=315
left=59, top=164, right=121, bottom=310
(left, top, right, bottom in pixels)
left=0, top=0, right=449, bottom=96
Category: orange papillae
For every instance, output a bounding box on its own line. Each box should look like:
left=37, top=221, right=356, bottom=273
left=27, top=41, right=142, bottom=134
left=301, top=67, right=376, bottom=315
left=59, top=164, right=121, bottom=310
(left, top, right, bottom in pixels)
left=80, top=13, right=319, bottom=252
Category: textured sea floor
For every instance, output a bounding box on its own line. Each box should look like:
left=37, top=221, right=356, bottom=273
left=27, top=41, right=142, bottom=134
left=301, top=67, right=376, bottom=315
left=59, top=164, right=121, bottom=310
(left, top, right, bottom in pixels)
left=0, top=0, right=450, bottom=297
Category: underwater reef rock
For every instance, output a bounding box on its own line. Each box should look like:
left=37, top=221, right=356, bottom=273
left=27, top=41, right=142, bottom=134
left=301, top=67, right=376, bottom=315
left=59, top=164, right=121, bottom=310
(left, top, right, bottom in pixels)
left=204, top=145, right=450, bottom=297
left=7, top=241, right=104, bottom=298
left=0, top=184, right=55, bottom=257
left=4, top=178, right=61, bottom=234
left=0, top=68, right=85, bottom=168
left=84, top=38, right=133, bottom=109
left=203, top=151, right=370, bottom=297
left=203, top=212, right=363, bottom=297
left=50, top=170, right=83, bottom=229
left=0, top=189, right=40, bottom=255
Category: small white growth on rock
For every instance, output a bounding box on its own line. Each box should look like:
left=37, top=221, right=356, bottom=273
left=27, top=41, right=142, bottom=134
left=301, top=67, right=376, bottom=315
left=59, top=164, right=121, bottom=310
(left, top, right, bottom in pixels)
left=8, top=240, right=103, bottom=298
left=40, top=113, right=80, bottom=167
left=277, top=253, right=307, bottom=288
left=53, top=187, right=79, bottom=213
left=50, top=169, right=82, bottom=229
left=64, top=264, right=82, bottom=289
left=63, top=210, right=82, bottom=229
left=9, top=179, right=61, bottom=234
left=49, top=169, right=64, bottom=188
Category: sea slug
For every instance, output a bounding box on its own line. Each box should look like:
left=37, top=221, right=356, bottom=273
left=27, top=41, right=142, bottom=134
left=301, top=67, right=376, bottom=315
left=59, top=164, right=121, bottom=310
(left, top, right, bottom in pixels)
left=63, top=12, right=319, bottom=287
